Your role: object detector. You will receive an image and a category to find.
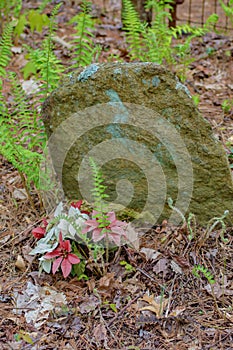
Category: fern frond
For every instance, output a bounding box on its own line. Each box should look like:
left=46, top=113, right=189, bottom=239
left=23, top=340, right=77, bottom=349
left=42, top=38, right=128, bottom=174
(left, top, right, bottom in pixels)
left=89, top=158, right=109, bottom=217
left=0, top=0, right=22, bottom=19
left=38, top=0, right=52, bottom=13
left=0, top=140, right=43, bottom=187
left=0, top=73, right=46, bottom=189
left=192, top=265, right=215, bottom=285
left=202, top=13, right=219, bottom=32
left=69, top=1, right=98, bottom=67
left=0, top=22, right=14, bottom=82
left=122, top=0, right=146, bottom=60
left=39, top=39, right=64, bottom=93
left=219, top=0, right=233, bottom=25
left=22, top=4, right=64, bottom=96
left=8, top=72, right=46, bottom=149
left=44, top=3, right=63, bottom=95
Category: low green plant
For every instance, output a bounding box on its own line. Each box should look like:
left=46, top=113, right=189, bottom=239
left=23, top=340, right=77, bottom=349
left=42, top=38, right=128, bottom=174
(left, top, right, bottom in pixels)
left=103, top=301, right=118, bottom=312
left=168, top=197, right=196, bottom=240
left=167, top=198, right=229, bottom=244
left=120, top=260, right=135, bottom=272
left=0, top=4, right=63, bottom=206
left=167, top=197, right=186, bottom=225
left=0, top=0, right=50, bottom=38
left=14, top=330, right=33, bottom=345
left=14, top=10, right=50, bottom=38
left=122, top=0, right=146, bottom=60
left=219, top=0, right=233, bottom=27
left=227, top=145, right=233, bottom=169
left=122, top=0, right=218, bottom=80
left=0, top=72, right=46, bottom=207
left=23, top=39, right=64, bottom=95
left=187, top=212, right=196, bottom=241
left=169, top=198, right=197, bottom=242
left=192, top=94, right=200, bottom=107
left=30, top=160, right=128, bottom=278
left=0, top=22, right=14, bottom=86
left=69, top=0, right=100, bottom=68
left=192, top=264, right=215, bottom=284
left=22, top=3, right=63, bottom=96
left=221, top=98, right=233, bottom=114
left=87, top=158, right=128, bottom=263
left=0, top=0, right=22, bottom=22
left=203, top=210, right=229, bottom=243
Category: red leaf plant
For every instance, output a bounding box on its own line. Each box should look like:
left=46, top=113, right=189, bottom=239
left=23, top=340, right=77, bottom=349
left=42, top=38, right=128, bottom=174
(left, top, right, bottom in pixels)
left=32, top=218, right=48, bottom=239
left=71, top=200, right=90, bottom=215
left=82, top=211, right=127, bottom=246
left=44, top=232, right=80, bottom=278
left=70, top=200, right=83, bottom=209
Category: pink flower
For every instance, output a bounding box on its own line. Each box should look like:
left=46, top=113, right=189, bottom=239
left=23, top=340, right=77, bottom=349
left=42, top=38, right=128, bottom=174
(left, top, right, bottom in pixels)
left=32, top=219, right=48, bottom=239
left=44, top=232, right=80, bottom=278
left=82, top=211, right=126, bottom=246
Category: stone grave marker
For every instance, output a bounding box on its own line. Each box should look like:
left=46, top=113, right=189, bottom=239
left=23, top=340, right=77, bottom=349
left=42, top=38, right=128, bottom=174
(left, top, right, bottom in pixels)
left=42, top=62, right=233, bottom=225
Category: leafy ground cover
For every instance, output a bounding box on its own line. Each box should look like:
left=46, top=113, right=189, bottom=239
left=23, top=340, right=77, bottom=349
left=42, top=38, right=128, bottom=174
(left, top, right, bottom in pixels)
left=0, top=1, right=233, bottom=349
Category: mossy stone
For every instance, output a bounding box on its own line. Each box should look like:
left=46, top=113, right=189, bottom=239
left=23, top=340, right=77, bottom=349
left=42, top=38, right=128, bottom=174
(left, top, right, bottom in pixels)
left=42, top=63, right=233, bottom=226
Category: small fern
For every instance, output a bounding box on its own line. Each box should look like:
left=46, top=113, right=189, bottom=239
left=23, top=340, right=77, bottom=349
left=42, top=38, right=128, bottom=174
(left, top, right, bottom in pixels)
left=0, top=22, right=14, bottom=85
left=0, top=72, right=46, bottom=202
left=69, top=0, right=99, bottom=67
left=144, top=0, right=174, bottom=64
left=219, top=0, right=233, bottom=27
left=0, top=0, right=22, bottom=20
left=122, top=0, right=146, bottom=60
left=122, top=0, right=218, bottom=79
left=42, top=3, right=63, bottom=96
left=22, top=4, right=63, bottom=96
left=167, top=197, right=186, bottom=226
left=203, top=210, right=229, bottom=244
left=38, top=0, right=53, bottom=13
left=192, top=264, right=215, bottom=285
left=89, top=158, right=109, bottom=216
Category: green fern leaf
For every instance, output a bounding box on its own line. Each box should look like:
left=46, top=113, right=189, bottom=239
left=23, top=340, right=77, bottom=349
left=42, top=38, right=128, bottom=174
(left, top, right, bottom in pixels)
left=122, top=0, right=145, bottom=60
left=69, top=1, right=98, bottom=68
left=0, top=23, right=14, bottom=81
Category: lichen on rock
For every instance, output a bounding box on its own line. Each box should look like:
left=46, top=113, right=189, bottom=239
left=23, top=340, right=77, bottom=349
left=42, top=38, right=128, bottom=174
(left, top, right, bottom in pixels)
left=42, top=62, right=233, bottom=226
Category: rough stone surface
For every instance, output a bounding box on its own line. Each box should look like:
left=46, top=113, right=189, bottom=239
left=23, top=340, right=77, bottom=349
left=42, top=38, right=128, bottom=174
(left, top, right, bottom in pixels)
left=42, top=62, right=233, bottom=225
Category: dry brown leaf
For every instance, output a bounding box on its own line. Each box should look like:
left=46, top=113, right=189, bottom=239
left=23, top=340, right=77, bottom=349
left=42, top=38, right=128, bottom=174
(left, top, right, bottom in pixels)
left=15, top=254, right=26, bottom=271
left=93, top=323, right=107, bottom=342
left=169, top=306, right=186, bottom=317
left=98, top=272, right=115, bottom=290
left=153, top=258, right=169, bottom=277
left=79, top=295, right=100, bottom=314
left=140, top=294, right=168, bottom=318
left=125, top=223, right=139, bottom=250
left=123, top=277, right=146, bottom=295
left=140, top=247, right=160, bottom=261
left=170, top=260, right=183, bottom=274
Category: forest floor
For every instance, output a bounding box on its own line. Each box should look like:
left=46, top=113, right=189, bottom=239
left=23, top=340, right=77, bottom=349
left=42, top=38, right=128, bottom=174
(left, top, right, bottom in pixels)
left=0, top=1, right=233, bottom=349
